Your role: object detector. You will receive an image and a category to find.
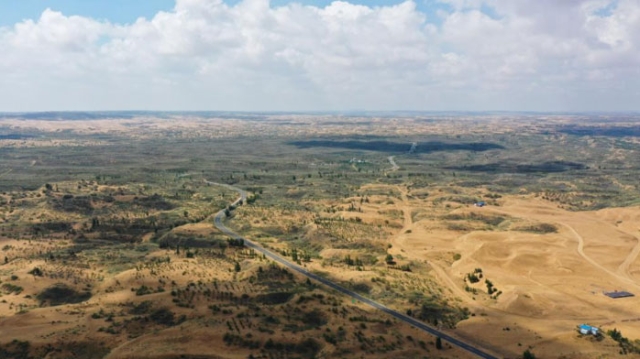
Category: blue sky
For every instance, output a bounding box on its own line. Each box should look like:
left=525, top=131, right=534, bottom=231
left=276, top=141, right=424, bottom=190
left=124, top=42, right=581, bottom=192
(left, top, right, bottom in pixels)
left=0, top=0, right=175, bottom=25
left=0, top=0, right=447, bottom=25
left=0, top=0, right=637, bottom=112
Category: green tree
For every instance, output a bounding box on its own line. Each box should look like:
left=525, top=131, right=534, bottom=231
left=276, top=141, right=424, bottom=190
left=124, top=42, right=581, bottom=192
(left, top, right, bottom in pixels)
left=523, top=349, right=536, bottom=359
left=29, top=267, right=43, bottom=278
left=234, top=262, right=241, bottom=272
left=344, top=255, right=354, bottom=266
left=90, top=217, right=100, bottom=231
left=485, top=279, right=495, bottom=294
left=608, top=328, right=622, bottom=341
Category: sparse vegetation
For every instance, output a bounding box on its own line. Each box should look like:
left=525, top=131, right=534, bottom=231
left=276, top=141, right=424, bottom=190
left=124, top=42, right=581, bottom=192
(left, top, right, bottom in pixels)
left=443, top=212, right=507, bottom=227
left=36, top=284, right=91, bottom=306
left=1, top=113, right=640, bottom=358
left=516, top=223, right=559, bottom=234
left=1, top=283, right=23, bottom=294
left=608, top=328, right=640, bottom=355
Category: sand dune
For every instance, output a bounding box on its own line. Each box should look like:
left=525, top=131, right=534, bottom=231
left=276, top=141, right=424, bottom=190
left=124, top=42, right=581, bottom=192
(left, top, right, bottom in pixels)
left=387, top=190, right=640, bottom=358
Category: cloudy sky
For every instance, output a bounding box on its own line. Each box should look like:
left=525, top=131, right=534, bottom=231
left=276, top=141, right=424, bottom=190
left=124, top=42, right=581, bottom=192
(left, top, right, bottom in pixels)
left=0, top=0, right=638, bottom=112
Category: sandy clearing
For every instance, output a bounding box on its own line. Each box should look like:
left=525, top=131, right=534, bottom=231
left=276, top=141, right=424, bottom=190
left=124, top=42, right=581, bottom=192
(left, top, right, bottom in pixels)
left=369, top=184, right=640, bottom=358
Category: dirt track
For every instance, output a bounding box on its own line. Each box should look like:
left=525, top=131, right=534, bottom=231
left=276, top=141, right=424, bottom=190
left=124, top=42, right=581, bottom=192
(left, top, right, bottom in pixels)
left=366, top=184, right=640, bottom=358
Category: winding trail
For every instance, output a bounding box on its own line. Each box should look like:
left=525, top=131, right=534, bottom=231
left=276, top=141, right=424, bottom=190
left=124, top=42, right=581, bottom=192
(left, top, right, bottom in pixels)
left=210, top=182, right=499, bottom=359
left=616, top=233, right=640, bottom=279
left=387, top=188, right=615, bottom=321
left=0, top=169, right=12, bottom=179
left=398, top=186, right=413, bottom=229
left=386, top=141, right=417, bottom=172
left=388, top=186, right=414, bottom=251
left=563, top=223, right=640, bottom=290
left=387, top=156, right=399, bottom=171
left=484, top=205, right=640, bottom=290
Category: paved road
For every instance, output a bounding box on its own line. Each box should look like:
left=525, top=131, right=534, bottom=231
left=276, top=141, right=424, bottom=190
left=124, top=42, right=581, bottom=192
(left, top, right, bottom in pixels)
left=211, top=183, right=499, bottom=359
left=205, top=180, right=247, bottom=205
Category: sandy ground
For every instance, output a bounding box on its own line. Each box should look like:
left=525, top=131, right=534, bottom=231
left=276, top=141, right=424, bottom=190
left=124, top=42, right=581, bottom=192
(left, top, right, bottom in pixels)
left=2, top=178, right=640, bottom=358
left=378, top=188, right=640, bottom=358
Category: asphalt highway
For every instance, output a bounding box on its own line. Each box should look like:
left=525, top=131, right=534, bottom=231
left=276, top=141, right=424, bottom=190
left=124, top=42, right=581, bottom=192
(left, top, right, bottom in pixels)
left=210, top=182, right=499, bottom=359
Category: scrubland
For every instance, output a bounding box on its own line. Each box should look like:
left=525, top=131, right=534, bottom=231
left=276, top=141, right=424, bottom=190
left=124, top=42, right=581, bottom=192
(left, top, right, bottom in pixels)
left=1, top=112, right=640, bottom=358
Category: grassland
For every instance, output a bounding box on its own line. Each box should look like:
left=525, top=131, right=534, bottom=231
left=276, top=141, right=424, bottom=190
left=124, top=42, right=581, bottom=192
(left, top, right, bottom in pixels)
left=1, top=112, right=640, bottom=358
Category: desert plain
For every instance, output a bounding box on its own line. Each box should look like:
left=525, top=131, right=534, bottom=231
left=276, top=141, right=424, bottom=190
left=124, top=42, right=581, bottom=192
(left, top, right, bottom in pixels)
left=0, top=112, right=639, bottom=359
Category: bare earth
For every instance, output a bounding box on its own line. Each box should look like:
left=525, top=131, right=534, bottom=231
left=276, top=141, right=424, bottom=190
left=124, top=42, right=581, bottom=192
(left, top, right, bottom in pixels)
left=382, top=191, right=640, bottom=358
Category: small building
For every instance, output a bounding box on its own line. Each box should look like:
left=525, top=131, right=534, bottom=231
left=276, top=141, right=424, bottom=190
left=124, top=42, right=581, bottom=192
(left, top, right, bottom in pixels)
left=578, top=324, right=599, bottom=336
left=604, top=290, right=634, bottom=299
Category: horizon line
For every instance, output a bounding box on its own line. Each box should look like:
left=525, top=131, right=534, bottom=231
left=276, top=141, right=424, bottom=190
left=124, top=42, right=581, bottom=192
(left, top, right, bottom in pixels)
left=1, top=110, right=639, bottom=115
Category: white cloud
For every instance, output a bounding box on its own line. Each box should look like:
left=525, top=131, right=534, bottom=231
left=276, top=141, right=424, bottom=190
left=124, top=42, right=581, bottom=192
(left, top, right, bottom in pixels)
left=0, top=0, right=638, bottom=111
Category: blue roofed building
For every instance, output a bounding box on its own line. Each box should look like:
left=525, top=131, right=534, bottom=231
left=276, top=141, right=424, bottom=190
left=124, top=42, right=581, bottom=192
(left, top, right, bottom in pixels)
left=578, top=324, right=599, bottom=336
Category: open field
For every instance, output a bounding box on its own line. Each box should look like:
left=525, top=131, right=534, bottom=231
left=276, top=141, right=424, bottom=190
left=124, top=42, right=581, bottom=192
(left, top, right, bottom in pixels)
left=1, top=112, right=640, bottom=358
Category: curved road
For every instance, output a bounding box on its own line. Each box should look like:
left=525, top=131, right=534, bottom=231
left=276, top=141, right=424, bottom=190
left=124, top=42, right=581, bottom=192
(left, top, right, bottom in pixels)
left=210, top=182, right=499, bottom=359
left=386, top=142, right=417, bottom=172
left=387, top=156, right=400, bottom=171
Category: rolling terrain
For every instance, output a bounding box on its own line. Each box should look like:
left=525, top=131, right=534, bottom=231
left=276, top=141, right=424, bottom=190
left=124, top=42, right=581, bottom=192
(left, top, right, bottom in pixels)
left=1, top=113, right=640, bottom=358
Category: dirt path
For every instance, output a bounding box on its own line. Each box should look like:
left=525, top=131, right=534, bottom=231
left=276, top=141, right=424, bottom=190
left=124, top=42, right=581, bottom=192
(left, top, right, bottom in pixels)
left=429, top=261, right=479, bottom=305
left=104, top=331, right=156, bottom=359
left=393, top=197, right=636, bottom=312
left=388, top=186, right=488, bottom=310
left=0, top=169, right=12, bottom=179
left=377, top=187, right=640, bottom=322
left=563, top=215, right=640, bottom=282
left=387, top=156, right=399, bottom=171
left=616, top=231, right=640, bottom=278
left=561, top=220, right=638, bottom=286
left=380, top=193, right=640, bottom=357
left=388, top=186, right=414, bottom=251
left=486, top=204, right=640, bottom=289
left=563, top=223, right=631, bottom=284
left=397, top=186, right=412, bottom=229
left=387, top=188, right=500, bottom=312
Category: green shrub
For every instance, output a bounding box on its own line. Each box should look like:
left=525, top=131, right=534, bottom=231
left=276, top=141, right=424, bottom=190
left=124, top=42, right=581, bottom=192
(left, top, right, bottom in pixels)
left=1, top=283, right=23, bottom=294
left=255, top=292, right=294, bottom=305
left=130, top=301, right=153, bottom=315
left=37, top=284, right=91, bottom=306
left=516, top=223, right=558, bottom=234
left=28, top=268, right=43, bottom=277
left=149, top=308, right=175, bottom=326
